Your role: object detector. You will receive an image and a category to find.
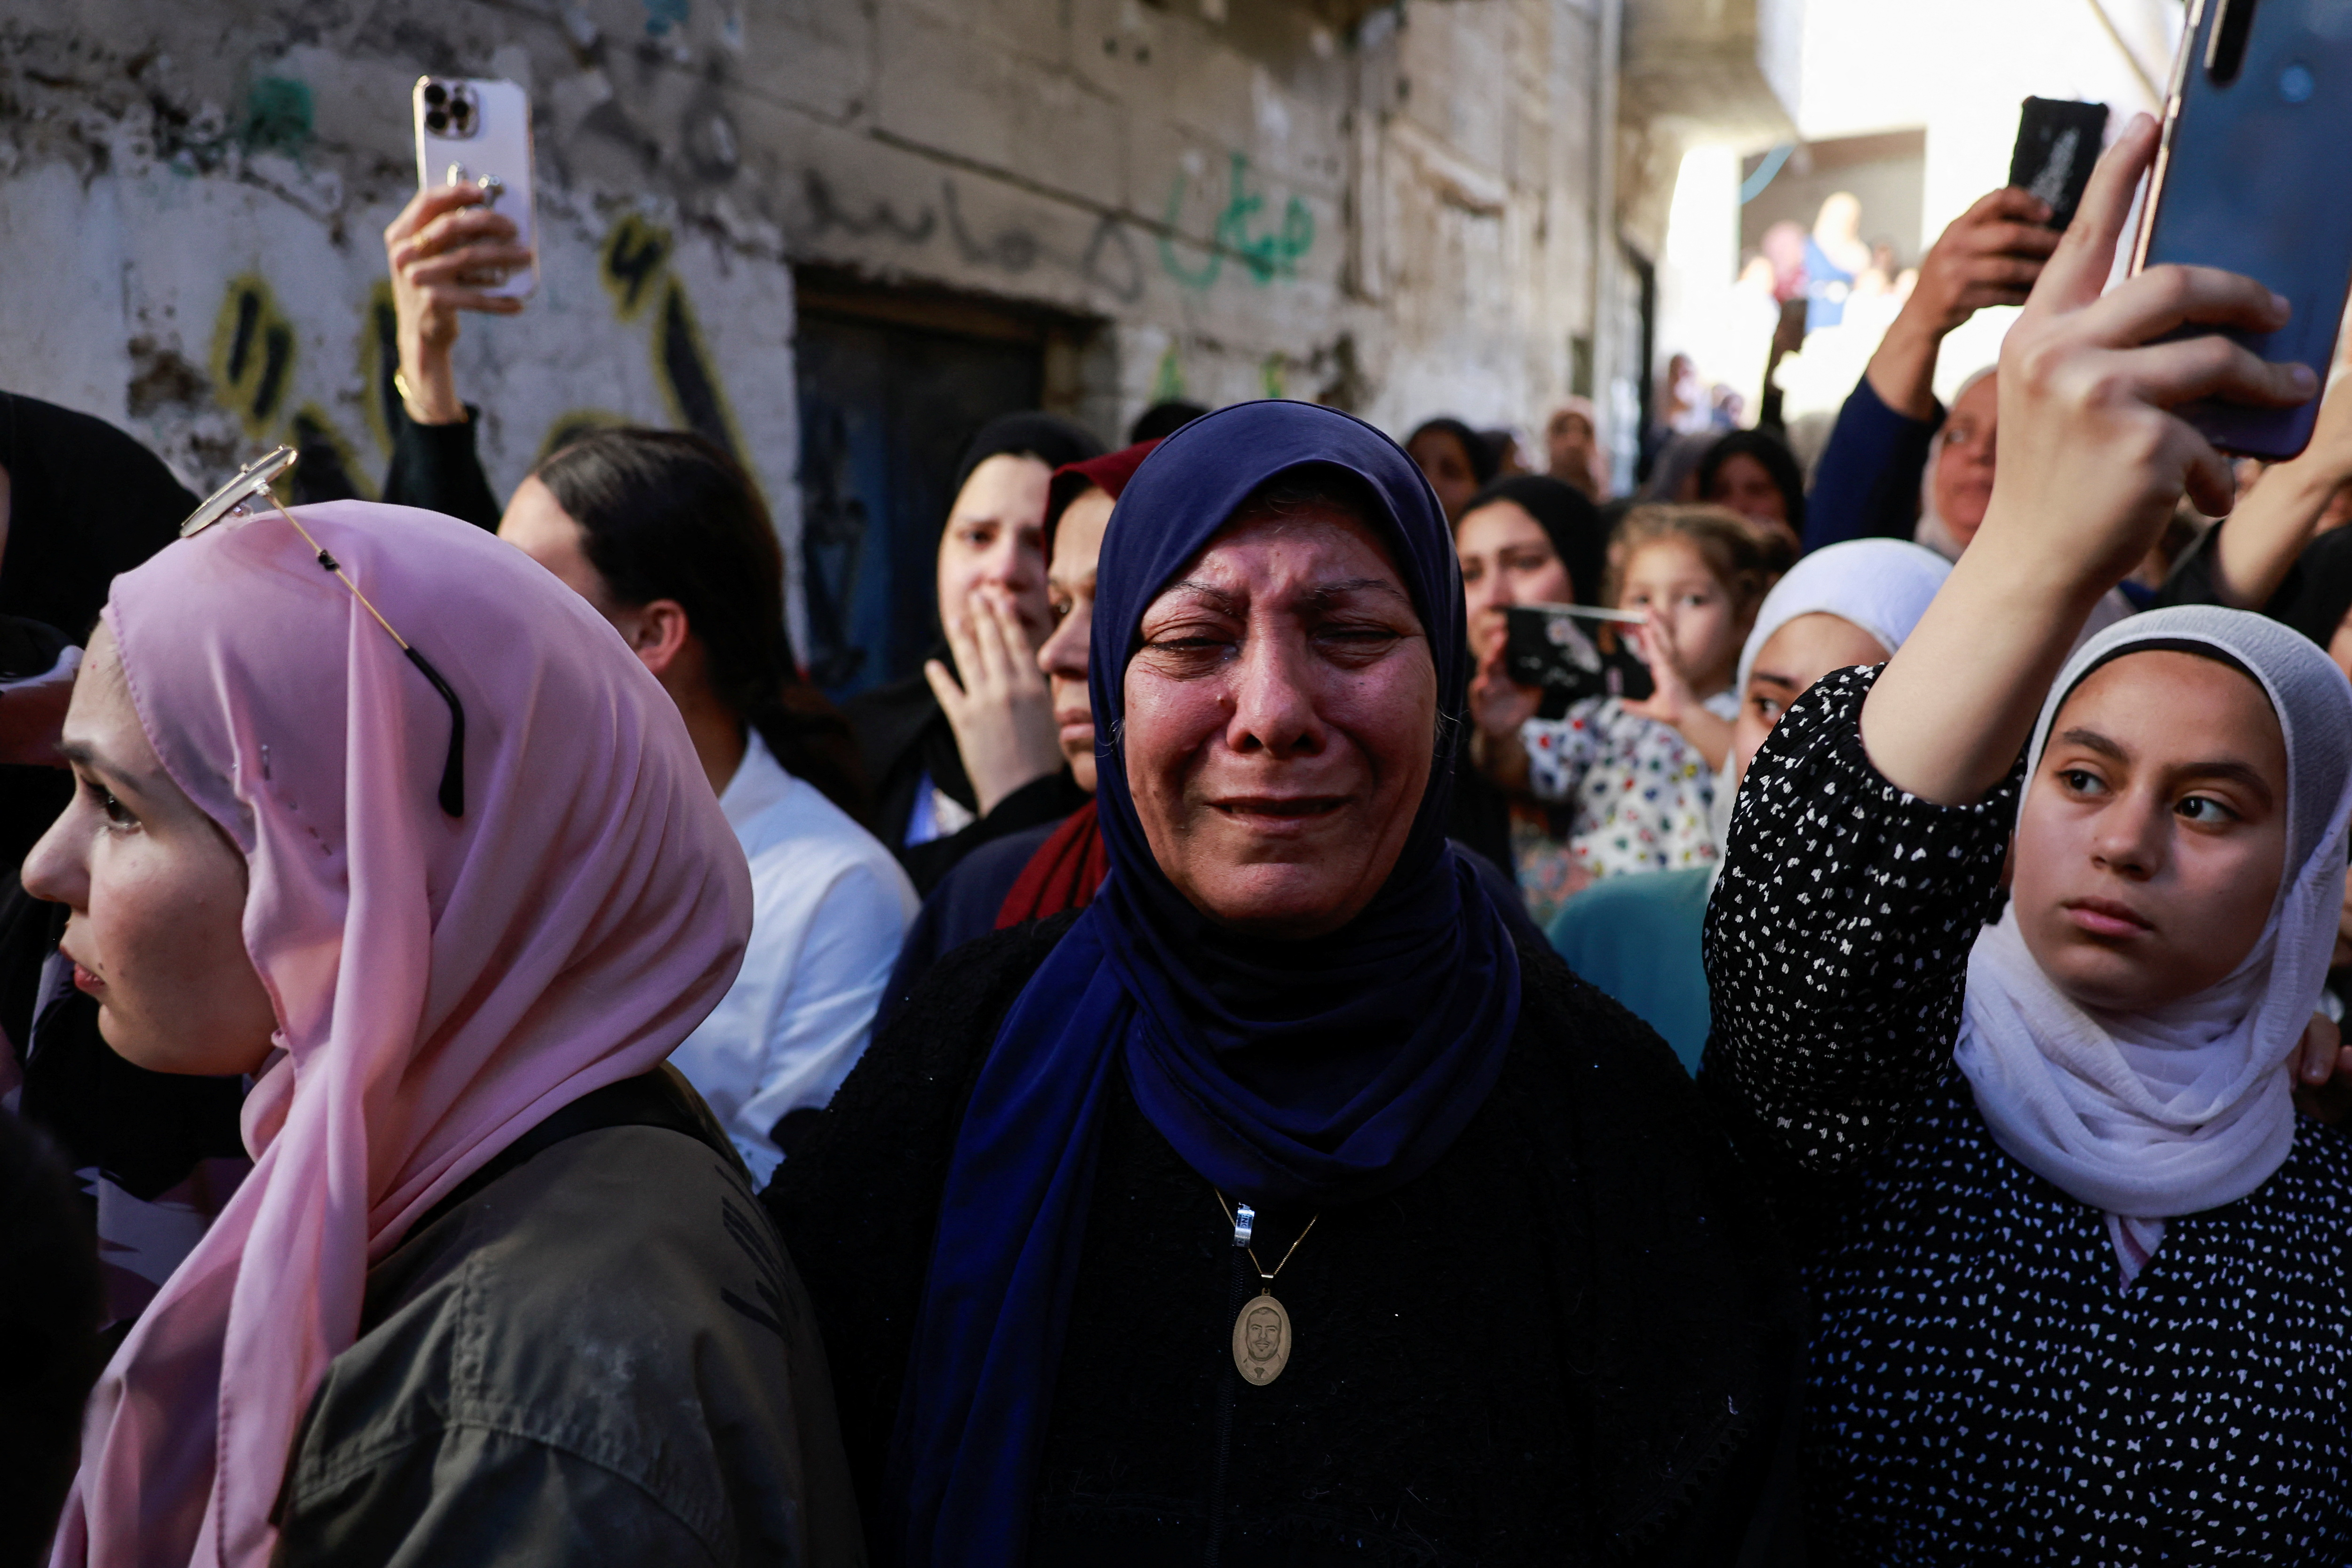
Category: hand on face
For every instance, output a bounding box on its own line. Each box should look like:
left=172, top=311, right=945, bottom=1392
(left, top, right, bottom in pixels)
left=937, top=454, right=1056, bottom=646
left=1976, top=114, right=2317, bottom=595
left=21, top=625, right=278, bottom=1076
left=2010, top=651, right=2289, bottom=1012
left=927, top=453, right=1065, bottom=813
left=925, top=583, right=1062, bottom=816
left=1618, top=538, right=1744, bottom=707
left=1122, top=505, right=1436, bottom=939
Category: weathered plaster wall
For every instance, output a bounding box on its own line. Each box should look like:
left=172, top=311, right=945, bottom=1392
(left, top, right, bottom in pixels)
left=0, top=0, right=1663, bottom=646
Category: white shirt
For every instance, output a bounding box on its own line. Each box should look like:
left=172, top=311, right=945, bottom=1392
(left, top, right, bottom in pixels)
left=668, top=731, right=918, bottom=1187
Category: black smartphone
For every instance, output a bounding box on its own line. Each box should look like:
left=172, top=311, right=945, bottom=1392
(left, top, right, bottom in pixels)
left=2134, top=0, right=2352, bottom=460
left=1502, top=605, right=1654, bottom=705
left=2009, top=97, right=2108, bottom=230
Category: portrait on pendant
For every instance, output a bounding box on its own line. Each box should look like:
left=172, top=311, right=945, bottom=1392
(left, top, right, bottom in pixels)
left=1232, top=1295, right=1291, bottom=1385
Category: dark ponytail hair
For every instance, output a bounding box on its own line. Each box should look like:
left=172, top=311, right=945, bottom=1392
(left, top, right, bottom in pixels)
left=532, top=429, right=871, bottom=824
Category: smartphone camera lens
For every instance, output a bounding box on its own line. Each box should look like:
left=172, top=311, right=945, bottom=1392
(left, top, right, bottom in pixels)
left=423, top=82, right=447, bottom=107
left=2206, top=0, right=2258, bottom=86
left=425, top=109, right=448, bottom=133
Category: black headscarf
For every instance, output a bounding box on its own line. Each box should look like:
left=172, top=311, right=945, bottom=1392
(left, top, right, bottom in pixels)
left=0, top=392, right=193, bottom=640
left=1405, top=417, right=1500, bottom=488
left=0, top=394, right=193, bottom=870
left=947, top=413, right=1103, bottom=508
left=1459, top=473, right=1609, bottom=606
left=893, top=402, right=1524, bottom=1562
left=1696, top=428, right=1808, bottom=539
left=2272, top=525, right=2352, bottom=655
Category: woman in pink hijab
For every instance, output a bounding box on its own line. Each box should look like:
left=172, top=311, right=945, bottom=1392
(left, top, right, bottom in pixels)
left=24, top=496, right=859, bottom=1565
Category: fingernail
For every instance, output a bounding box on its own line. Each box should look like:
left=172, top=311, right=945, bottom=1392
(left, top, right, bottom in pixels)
left=2272, top=290, right=2293, bottom=316
left=2294, top=364, right=2320, bottom=394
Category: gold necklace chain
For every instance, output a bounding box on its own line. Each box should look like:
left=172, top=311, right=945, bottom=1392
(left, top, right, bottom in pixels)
left=1214, top=1190, right=1320, bottom=1289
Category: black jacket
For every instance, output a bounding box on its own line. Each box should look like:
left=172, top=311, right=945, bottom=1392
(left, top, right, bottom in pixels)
left=766, top=914, right=1808, bottom=1567
left=842, top=671, right=1089, bottom=896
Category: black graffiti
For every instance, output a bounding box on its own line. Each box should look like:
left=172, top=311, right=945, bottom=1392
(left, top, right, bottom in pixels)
left=1079, top=213, right=1144, bottom=303
left=222, top=282, right=295, bottom=426
left=657, top=279, right=739, bottom=460
left=604, top=215, right=674, bottom=318
left=801, top=169, right=936, bottom=245
left=941, top=179, right=1039, bottom=273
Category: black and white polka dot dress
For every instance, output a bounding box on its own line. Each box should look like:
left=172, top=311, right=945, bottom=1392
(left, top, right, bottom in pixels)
left=1703, top=665, right=2352, bottom=1562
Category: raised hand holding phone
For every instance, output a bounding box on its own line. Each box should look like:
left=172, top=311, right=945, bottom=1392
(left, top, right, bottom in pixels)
left=1859, top=113, right=2317, bottom=806
left=383, top=183, right=531, bottom=425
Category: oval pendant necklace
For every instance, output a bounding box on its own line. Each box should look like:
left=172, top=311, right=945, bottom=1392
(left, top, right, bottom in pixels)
left=1215, top=1190, right=1320, bottom=1387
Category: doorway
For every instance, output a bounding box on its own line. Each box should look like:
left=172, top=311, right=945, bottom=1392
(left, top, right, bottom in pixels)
left=795, top=276, right=1094, bottom=702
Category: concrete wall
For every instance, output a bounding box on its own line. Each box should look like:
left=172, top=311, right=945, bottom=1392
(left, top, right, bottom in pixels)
left=1, top=0, right=1668, bottom=647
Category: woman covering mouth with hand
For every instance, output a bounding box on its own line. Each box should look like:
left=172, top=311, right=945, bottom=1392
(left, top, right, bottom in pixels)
left=768, top=399, right=1803, bottom=1565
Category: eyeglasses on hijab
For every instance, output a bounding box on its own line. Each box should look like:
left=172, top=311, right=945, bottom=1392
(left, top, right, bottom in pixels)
left=178, top=446, right=466, bottom=816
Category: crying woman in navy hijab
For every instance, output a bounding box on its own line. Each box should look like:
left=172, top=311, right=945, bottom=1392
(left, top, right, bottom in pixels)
left=765, top=399, right=1806, bottom=1567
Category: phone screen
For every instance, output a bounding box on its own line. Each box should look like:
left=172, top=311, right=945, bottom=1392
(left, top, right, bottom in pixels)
left=1502, top=606, right=1654, bottom=706
left=2008, top=97, right=2108, bottom=231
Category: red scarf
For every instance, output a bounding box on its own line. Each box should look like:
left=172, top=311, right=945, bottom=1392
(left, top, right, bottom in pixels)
left=995, top=800, right=1109, bottom=928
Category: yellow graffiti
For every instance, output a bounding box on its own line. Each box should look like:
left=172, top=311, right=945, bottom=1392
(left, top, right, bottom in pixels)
left=286, top=403, right=378, bottom=502
left=600, top=214, right=675, bottom=321
left=211, top=274, right=299, bottom=438
left=358, top=281, right=398, bottom=459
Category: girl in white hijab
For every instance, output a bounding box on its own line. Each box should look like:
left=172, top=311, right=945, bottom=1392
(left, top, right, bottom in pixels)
left=1703, top=113, right=2352, bottom=1559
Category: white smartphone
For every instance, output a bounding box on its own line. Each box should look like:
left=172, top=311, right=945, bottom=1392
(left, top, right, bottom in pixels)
left=412, top=76, right=539, bottom=301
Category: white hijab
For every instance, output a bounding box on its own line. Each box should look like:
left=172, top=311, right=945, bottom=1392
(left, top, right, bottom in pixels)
left=1709, top=539, right=1954, bottom=854
left=1956, top=606, right=2352, bottom=1219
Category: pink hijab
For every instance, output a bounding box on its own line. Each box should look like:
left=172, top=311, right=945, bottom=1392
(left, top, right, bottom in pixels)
left=48, top=500, right=753, bottom=1568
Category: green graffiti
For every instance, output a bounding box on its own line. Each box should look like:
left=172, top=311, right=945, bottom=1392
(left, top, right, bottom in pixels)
left=1152, top=344, right=1187, bottom=403
left=241, top=77, right=314, bottom=156
left=1160, top=152, right=1315, bottom=291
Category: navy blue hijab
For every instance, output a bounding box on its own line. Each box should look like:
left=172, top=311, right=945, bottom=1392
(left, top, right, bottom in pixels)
left=890, top=401, right=1523, bottom=1565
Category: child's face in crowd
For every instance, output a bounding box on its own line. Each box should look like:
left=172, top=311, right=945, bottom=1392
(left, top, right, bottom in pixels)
left=1123, top=506, right=1434, bottom=939
left=1038, top=486, right=1114, bottom=793
left=1455, top=500, right=1573, bottom=662
left=2011, top=651, right=2288, bottom=1013
left=937, top=453, right=1054, bottom=646
left=23, top=626, right=278, bottom=1077
left=1728, top=613, right=1891, bottom=783
left=1933, top=374, right=2000, bottom=549
left=1620, top=537, right=1747, bottom=697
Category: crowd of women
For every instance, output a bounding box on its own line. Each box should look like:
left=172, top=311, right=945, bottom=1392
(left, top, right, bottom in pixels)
left=12, top=111, right=2352, bottom=1567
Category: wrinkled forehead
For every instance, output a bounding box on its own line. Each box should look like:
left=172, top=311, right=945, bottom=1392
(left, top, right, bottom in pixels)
left=1141, top=501, right=1417, bottom=622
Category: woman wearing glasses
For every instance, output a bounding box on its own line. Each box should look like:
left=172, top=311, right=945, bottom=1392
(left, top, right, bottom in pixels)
left=27, top=498, right=859, bottom=1565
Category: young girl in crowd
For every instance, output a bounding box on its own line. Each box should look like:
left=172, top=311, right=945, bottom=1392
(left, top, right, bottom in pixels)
left=1467, top=503, right=1767, bottom=922
left=1550, top=537, right=1949, bottom=1070
left=31, top=497, right=855, bottom=1564
left=1708, top=115, right=2352, bottom=1557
